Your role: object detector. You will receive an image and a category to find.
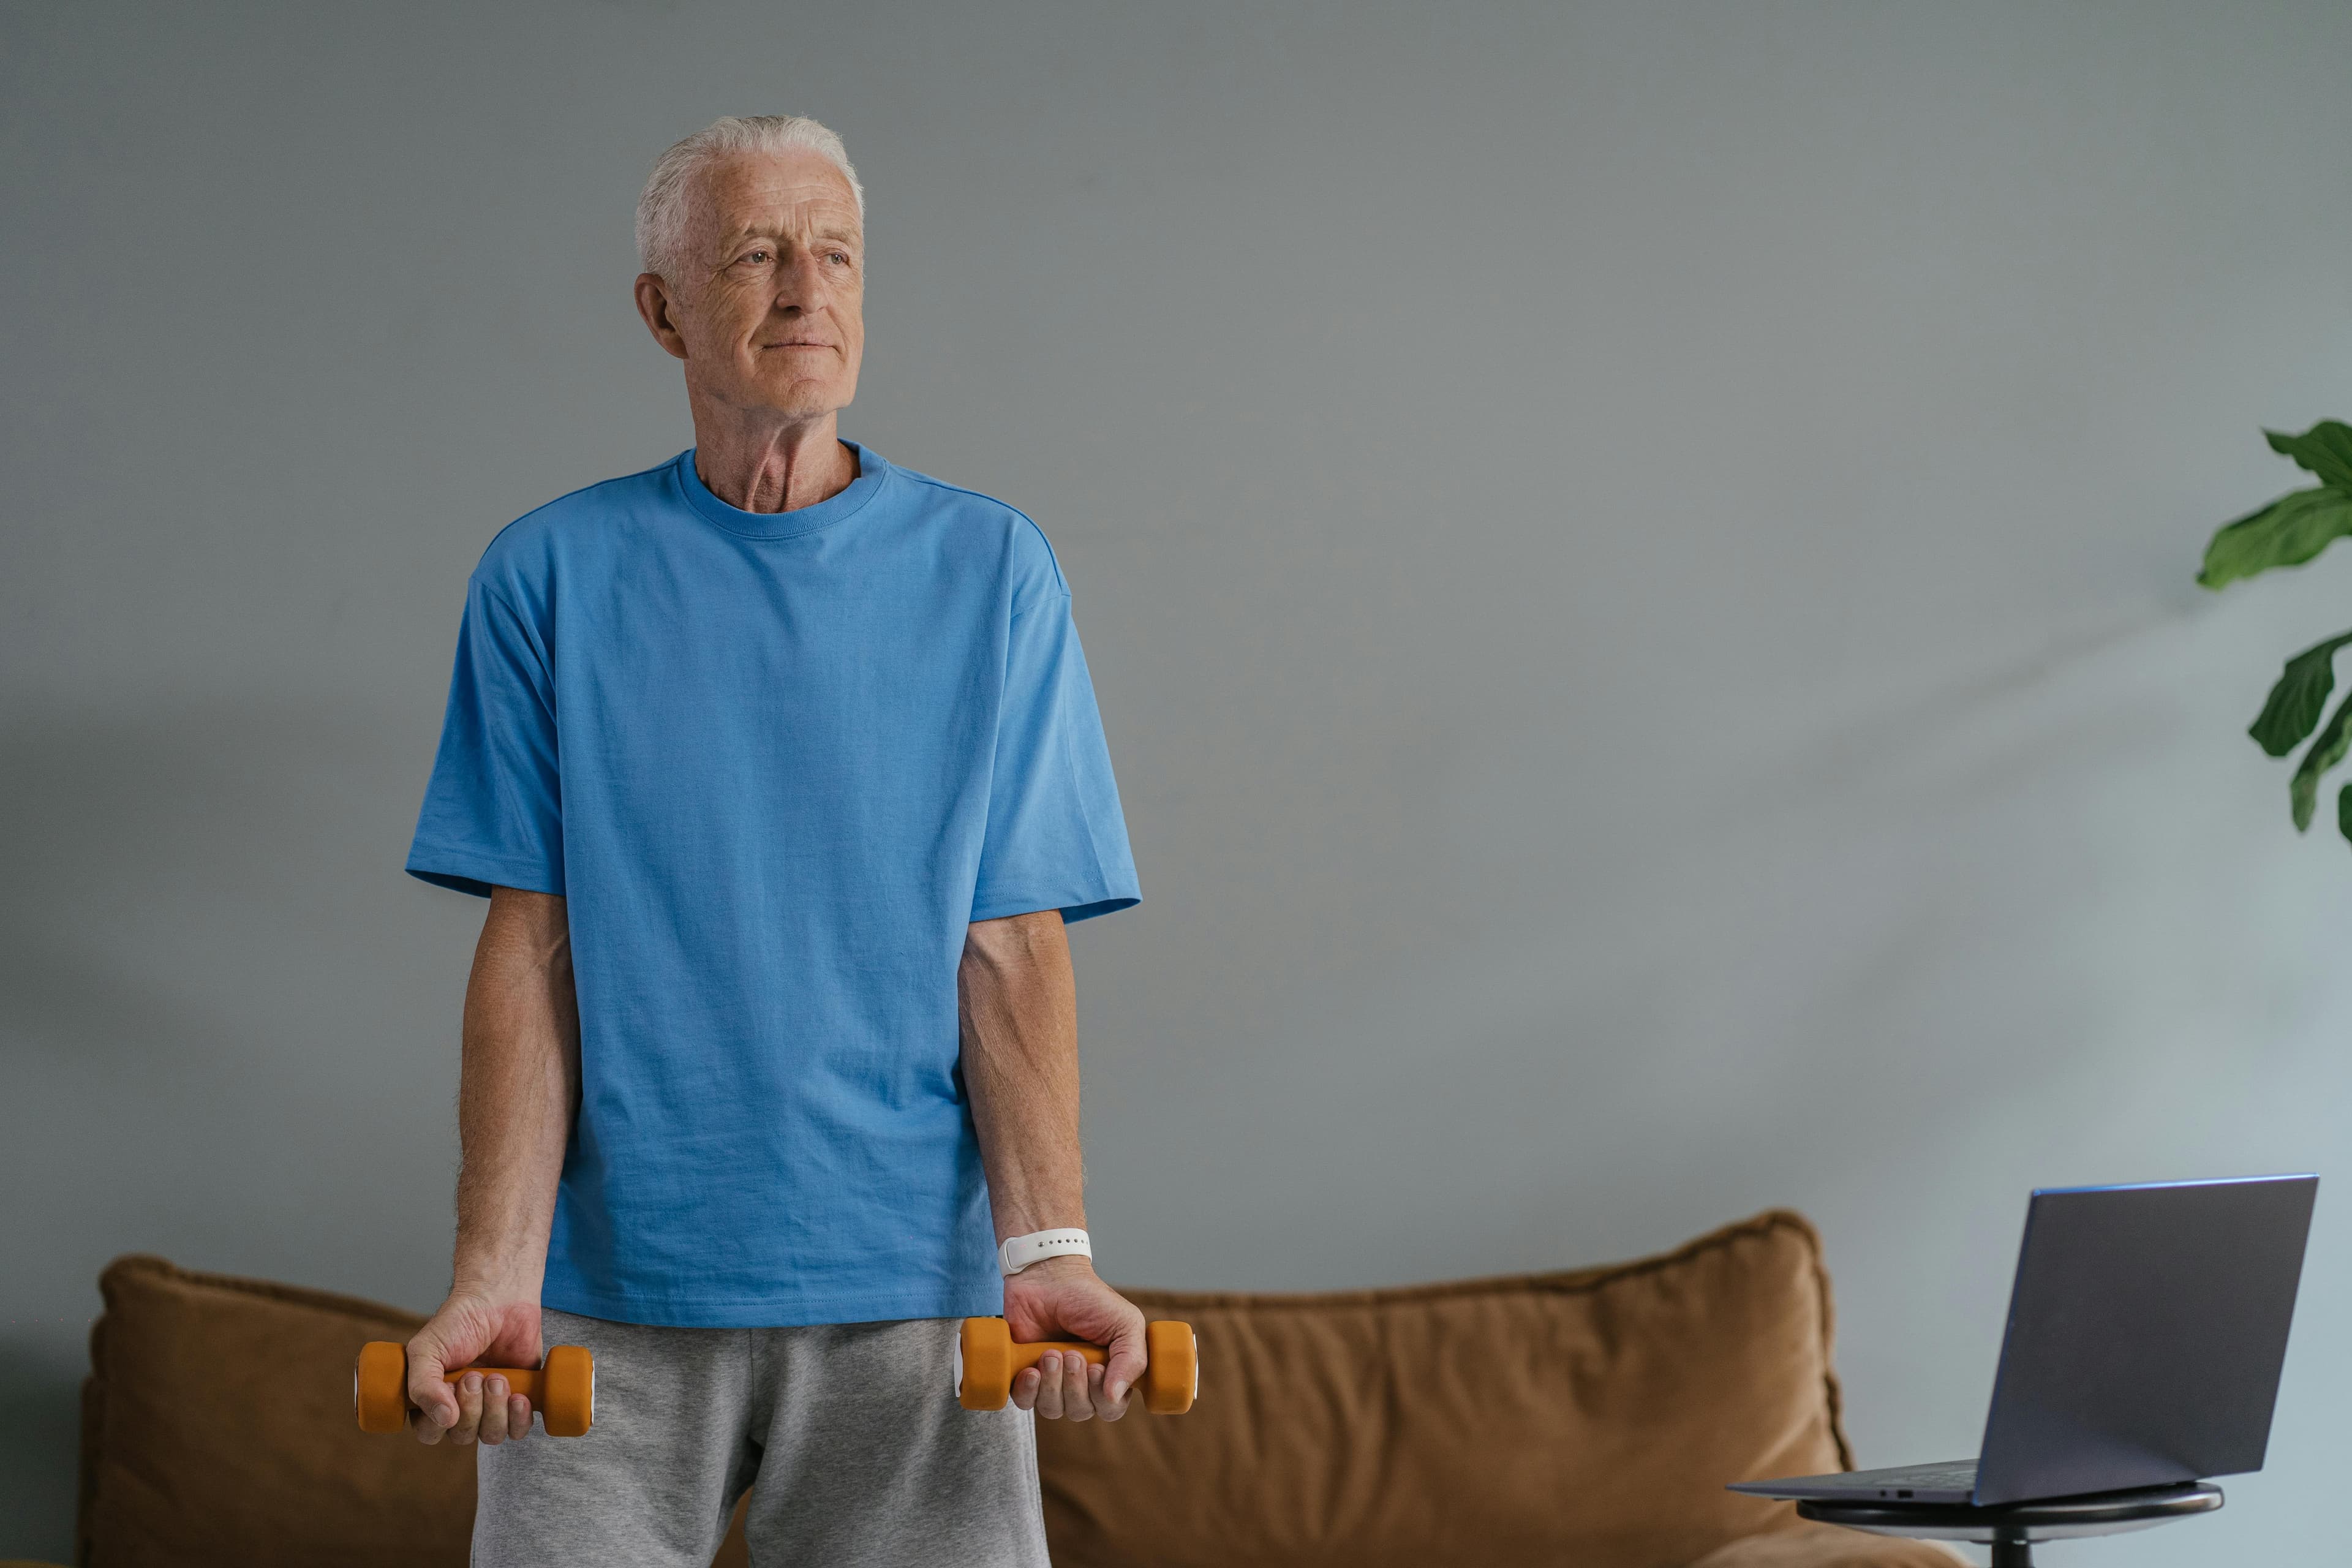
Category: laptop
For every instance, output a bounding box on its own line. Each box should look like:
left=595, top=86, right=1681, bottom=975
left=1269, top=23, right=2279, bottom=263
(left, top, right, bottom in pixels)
left=1730, top=1175, right=2317, bottom=1508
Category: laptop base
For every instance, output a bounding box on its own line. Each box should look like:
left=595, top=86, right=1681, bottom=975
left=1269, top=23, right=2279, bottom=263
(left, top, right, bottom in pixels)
left=1729, top=1458, right=1978, bottom=1505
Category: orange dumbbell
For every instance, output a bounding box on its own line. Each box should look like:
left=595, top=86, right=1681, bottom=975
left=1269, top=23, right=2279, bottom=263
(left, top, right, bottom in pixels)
left=955, top=1317, right=1197, bottom=1414
left=354, top=1341, right=595, bottom=1438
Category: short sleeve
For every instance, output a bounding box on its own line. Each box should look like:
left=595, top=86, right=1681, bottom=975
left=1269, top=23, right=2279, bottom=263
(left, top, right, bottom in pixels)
left=405, top=577, right=565, bottom=899
left=971, top=590, right=1140, bottom=924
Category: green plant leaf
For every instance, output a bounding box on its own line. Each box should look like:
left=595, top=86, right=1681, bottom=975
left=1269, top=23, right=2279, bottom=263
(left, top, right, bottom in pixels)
left=2198, top=486, right=2352, bottom=589
left=2290, top=690, right=2352, bottom=831
left=2266, top=421, right=2352, bottom=493
left=2339, top=782, right=2352, bottom=846
left=2249, top=630, right=2352, bottom=757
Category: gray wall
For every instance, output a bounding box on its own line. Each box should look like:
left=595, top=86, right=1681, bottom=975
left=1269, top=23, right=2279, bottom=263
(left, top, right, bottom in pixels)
left=6, top=2, right=2350, bottom=1561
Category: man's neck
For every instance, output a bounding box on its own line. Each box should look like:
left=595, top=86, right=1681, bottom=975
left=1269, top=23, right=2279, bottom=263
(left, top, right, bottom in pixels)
left=690, top=405, right=858, bottom=514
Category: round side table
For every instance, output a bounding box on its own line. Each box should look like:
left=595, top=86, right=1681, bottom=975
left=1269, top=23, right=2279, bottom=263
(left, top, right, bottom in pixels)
left=1798, top=1482, right=2222, bottom=1567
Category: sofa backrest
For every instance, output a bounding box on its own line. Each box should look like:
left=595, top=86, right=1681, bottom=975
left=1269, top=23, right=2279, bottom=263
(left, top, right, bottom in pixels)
left=81, top=1254, right=474, bottom=1567
left=74, top=1213, right=1847, bottom=1568
left=1036, top=1209, right=1850, bottom=1568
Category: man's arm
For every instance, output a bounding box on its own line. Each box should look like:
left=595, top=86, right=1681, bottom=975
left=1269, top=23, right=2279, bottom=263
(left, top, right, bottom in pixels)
left=405, top=886, right=579, bottom=1446
left=959, top=909, right=1147, bottom=1421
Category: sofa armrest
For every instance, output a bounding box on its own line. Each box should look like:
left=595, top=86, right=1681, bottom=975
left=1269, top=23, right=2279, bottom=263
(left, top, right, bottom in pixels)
left=1687, top=1523, right=1969, bottom=1568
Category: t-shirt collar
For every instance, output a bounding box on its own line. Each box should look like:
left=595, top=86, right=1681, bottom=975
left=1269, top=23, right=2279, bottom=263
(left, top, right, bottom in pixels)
left=673, top=441, right=888, bottom=540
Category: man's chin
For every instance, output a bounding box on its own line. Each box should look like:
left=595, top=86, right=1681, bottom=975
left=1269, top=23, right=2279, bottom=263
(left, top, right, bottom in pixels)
left=723, top=389, right=853, bottom=423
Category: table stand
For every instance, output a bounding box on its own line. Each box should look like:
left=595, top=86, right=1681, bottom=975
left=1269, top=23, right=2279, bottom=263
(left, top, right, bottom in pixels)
left=1797, top=1482, right=2222, bottom=1566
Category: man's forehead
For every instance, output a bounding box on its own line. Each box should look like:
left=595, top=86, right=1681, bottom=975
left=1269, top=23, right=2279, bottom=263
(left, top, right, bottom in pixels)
left=695, top=151, right=860, bottom=233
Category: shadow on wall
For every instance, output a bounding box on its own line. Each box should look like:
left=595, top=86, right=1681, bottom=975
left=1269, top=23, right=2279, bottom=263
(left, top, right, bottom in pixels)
left=0, top=1341, right=86, bottom=1562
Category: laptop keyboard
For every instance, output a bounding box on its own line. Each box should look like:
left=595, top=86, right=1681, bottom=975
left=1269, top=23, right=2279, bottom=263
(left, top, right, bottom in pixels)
left=1845, top=1460, right=1980, bottom=1492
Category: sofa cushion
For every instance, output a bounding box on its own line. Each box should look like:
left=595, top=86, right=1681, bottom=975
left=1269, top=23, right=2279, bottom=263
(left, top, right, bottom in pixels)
left=82, top=1255, right=473, bottom=1567
left=1686, top=1523, right=1967, bottom=1567
left=1038, top=1209, right=1857, bottom=1568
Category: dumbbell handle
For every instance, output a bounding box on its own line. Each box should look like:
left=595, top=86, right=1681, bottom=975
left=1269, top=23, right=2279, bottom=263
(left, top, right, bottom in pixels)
left=444, top=1363, right=546, bottom=1395
left=1003, top=1340, right=1109, bottom=1373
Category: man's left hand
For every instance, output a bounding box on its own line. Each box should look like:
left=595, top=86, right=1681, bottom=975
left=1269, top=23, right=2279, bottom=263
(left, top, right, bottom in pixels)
left=1001, top=1254, right=1148, bottom=1421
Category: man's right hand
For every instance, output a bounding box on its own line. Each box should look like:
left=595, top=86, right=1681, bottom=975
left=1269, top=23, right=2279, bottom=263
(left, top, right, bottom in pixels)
left=405, top=1289, right=544, bottom=1447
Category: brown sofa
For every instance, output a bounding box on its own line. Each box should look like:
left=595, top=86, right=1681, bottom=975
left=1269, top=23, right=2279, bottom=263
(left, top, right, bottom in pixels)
left=19, top=1210, right=1956, bottom=1567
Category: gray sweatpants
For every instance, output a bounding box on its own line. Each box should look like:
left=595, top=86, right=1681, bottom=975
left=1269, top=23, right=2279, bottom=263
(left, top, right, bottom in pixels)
left=472, top=1307, right=1050, bottom=1568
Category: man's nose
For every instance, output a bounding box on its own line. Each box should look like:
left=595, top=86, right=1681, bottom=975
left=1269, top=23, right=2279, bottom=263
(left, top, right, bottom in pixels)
left=771, top=248, right=827, bottom=307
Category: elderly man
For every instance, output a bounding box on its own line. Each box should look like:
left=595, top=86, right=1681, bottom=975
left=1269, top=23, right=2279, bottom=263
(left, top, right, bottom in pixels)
left=400, top=115, right=1143, bottom=1566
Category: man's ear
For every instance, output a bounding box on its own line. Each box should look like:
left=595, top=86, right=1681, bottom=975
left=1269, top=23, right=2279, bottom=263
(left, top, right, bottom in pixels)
left=633, top=273, right=690, bottom=362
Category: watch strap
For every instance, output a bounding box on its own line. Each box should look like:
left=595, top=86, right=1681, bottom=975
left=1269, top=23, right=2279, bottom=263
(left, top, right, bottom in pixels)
left=998, top=1227, right=1092, bottom=1276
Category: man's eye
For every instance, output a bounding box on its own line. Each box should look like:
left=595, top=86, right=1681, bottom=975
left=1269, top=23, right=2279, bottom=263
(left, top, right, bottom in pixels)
left=741, top=250, right=772, bottom=265
left=828, top=252, right=851, bottom=265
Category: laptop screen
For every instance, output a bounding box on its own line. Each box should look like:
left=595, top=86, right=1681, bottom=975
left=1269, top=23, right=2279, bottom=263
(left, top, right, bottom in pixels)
left=1973, top=1175, right=2316, bottom=1506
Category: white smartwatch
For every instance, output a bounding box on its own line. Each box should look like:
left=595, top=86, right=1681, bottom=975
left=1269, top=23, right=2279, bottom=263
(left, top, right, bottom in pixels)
left=998, top=1227, right=1092, bottom=1276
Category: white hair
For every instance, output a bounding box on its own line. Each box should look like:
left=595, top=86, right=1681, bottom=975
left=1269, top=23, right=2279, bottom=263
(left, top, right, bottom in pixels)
left=635, top=115, right=864, bottom=282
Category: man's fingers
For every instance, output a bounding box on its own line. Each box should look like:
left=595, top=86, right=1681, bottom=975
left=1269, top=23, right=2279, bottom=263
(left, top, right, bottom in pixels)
left=1060, top=1352, right=1095, bottom=1422
left=1009, top=1365, right=1042, bottom=1412
left=1046, top=1351, right=1091, bottom=1422
left=1033, top=1354, right=1066, bottom=1420
left=1087, top=1360, right=1130, bottom=1422
left=477, top=1375, right=511, bottom=1444
left=409, top=1344, right=449, bottom=1429
left=1091, top=1360, right=1129, bottom=1422
left=507, top=1390, right=534, bottom=1439
left=407, top=1343, right=460, bottom=1434
left=450, top=1371, right=485, bottom=1444
left=1102, top=1317, right=1148, bottom=1408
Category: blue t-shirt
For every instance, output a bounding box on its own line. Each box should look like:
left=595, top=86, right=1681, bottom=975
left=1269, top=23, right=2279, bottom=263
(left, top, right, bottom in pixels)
left=406, top=444, right=1139, bottom=1328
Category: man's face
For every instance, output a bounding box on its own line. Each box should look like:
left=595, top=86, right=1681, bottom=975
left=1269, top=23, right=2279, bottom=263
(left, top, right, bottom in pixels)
left=641, top=148, right=865, bottom=420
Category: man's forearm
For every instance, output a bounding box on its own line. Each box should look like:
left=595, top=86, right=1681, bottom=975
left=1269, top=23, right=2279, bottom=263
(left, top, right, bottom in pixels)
left=453, top=887, right=580, bottom=1294
left=958, top=910, right=1086, bottom=1239
left=960, top=909, right=1145, bottom=1417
